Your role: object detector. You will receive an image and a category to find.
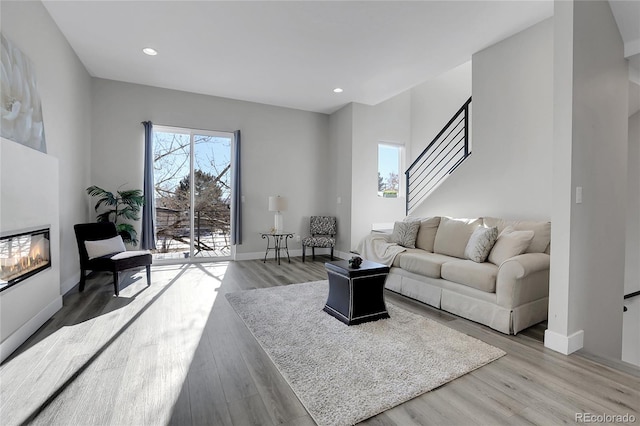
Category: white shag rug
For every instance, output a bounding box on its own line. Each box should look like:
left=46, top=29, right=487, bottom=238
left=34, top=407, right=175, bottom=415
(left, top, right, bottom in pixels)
left=226, top=281, right=505, bottom=426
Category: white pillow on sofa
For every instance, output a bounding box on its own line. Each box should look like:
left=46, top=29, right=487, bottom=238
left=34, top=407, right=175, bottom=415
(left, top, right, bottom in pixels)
left=488, top=227, right=534, bottom=266
left=483, top=217, right=551, bottom=253
left=433, top=217, right=482, bottom=258
left=414, top=216, right=441, bottom=252
left=85, top=235, right=126, bottom=260
left=464, top=226, right=498, bottom=263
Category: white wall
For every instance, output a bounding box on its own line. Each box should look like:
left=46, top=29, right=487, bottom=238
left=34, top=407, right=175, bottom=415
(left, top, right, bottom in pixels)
left=547, top=0, right=577, bottom=355
left=0, top=0, right=92, bottom=360
left=329, top=62, right=471, bottom=252
left=622, top=111, right=640, bottom=366
left=410, top=61, right=472, bottom=162
left=0, top=139, right=61, bottom=362
left=568, top=0, right=628, bottom=359
left=350, top=93, right=411, bottom=249
left=411, top=19, right=553, bottom=221
left=328, top=104, right=353, bottom=254
left=90, top=78, right=329, bottom=255
left=547, top=0, right=628, bottom=358
left=2, top=1, right=93, bottom=294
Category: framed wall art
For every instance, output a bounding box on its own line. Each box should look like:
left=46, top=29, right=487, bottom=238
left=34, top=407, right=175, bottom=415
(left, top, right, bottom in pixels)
left=1, top=33, right=46, bottom=153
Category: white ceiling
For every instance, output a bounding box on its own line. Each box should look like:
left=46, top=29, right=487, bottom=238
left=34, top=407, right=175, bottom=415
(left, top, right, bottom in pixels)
left=609, top=0, right=640, bottom=58
left=43, top=0, right=556, bottom=114
left=40, top=1, right=640, bottom=115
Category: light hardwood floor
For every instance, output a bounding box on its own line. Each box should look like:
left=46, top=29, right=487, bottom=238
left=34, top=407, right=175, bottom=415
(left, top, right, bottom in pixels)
left=1, top=258, right=638, bottom=426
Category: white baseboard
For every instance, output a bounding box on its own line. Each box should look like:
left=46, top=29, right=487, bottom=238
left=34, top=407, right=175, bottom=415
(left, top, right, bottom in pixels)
left=0, top=296, right=62, bottom=362
left=544, top=328, right=584, bottom=355
left=60, top=272, right=80, bottom=295
left=235, top=248, right=350, bottom=262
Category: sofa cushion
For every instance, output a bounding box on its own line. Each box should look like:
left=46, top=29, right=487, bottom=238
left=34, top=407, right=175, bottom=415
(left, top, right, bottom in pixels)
left=488, top=227, right=534, bottom=266
left=414, top=216, right=441, bottom=252
left=433, top=217, right=482, bottom=258
left=441, top=260, right=499, bottom=293
left=483, top=217, right=551, bottom=253
left=392, top=248, right=420, bottom=267
left=301, top=236, right=335, bottom=247
left=389, top=221, right=420, bottom=248
left=464, top=226, right=498, bottom=263
left=398, top=251, right=457, bottom=279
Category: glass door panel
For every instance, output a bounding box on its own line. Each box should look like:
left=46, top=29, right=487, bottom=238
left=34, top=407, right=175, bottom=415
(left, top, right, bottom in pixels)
left=193, top=134, right=231, bottom=258
left=153, top=130, right=191, bottom=260
left=152, top=127, right=232, bottom=262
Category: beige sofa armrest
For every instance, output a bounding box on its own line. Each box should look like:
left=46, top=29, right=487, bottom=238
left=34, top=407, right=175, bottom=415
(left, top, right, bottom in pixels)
left=496, top=253, right=550, bottom=308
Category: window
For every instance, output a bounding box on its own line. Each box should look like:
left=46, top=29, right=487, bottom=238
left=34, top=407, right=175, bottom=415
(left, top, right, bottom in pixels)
left=378, top=143, right=403, bottom=198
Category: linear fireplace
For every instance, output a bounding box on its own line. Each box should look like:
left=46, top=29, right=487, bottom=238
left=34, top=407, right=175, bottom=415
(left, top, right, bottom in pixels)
left=0, top=226, right=51, bottom=292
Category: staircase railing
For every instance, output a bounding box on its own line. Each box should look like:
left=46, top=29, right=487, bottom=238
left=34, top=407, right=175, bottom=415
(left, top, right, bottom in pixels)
left=405, top=97, right=472, bottom=214
left=623, top=290, right=640, bottom=312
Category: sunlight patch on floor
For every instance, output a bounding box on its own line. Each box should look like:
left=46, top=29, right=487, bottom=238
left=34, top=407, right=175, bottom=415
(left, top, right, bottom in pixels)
left=0, top=262, right=230, bottom=425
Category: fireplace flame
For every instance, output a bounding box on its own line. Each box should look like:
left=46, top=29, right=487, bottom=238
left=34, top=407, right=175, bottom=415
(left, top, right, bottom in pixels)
left=2, top=254, right=49, bottom=283
left=1, top=229, right=51, bottom=286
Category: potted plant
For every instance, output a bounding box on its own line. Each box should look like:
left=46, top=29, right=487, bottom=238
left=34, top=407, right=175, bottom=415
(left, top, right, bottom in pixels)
left=86, top=185, right=144, bottom=245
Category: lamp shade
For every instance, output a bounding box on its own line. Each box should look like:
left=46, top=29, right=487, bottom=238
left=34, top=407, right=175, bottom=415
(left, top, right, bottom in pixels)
left=268, top=196, right=287, bottom=212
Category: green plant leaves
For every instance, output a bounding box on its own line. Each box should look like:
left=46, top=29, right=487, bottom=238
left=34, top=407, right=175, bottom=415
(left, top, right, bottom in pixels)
left=87, top=185, right=143, bottom=245
left=116, top=223, right=138, bottom=245
left=87, top=185, right=117, bottom=210
left=96, top=211, right=114, bottom=223
left=118, top=189, right=144, bottom=206
left=119, top=206, right=140, bottom=221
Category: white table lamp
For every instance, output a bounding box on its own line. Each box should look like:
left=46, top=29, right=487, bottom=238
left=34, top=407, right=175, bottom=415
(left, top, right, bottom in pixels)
left=268, top=196, right=287, bottom=233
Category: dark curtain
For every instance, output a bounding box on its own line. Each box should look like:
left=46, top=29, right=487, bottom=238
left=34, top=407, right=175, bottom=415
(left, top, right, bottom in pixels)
left=141, top=121, right=156, bottom=250
left=231, top=130, right=242, bottom=245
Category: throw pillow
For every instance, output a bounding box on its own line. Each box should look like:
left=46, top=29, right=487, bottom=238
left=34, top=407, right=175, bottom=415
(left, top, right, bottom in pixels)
left=433, top=217, right=483, bottom=258
left=488, top=227, right=534, bottom=266
left=483, top=217, right=551, bottom=253
left=414, top=216, right=441, bottom=252
left=85, top=235, right=126, bottom=260
left=389, top=221, right=420, bottom=248
left=464, top=226, right=498, bottom=263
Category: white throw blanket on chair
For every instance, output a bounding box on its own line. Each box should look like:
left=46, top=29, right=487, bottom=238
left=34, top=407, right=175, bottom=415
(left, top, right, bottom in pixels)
left=354, top=233, right=406, bottom=266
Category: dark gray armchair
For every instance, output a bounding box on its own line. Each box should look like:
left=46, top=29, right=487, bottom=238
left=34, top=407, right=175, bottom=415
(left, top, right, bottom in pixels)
left=74, top=222, right=152, bottom=296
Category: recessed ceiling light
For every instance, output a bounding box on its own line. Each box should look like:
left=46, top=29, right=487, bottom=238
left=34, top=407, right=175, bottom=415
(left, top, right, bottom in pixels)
left=333, top=88, right=343, bottom=93
left=142, top=47, right=158, bottom=56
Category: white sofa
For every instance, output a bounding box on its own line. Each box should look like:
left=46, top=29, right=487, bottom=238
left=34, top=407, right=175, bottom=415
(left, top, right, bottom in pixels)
left=359, top=216, right=551, bottom=334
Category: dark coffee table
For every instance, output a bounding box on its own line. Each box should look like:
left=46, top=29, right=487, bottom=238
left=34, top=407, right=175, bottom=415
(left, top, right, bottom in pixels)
left=323, top=260, right=390, bottom=325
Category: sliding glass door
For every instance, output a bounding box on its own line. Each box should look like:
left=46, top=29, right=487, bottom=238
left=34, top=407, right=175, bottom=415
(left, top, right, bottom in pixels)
left=152, top=126, right=233, bottom=261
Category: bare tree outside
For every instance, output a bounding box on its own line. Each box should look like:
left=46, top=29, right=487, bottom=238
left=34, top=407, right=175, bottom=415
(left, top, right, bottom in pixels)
left=386, top=172, right=399, bottom=192
left=378, top=144, right=401, bottom=198
left=153, top=131, right=232, bottom=258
